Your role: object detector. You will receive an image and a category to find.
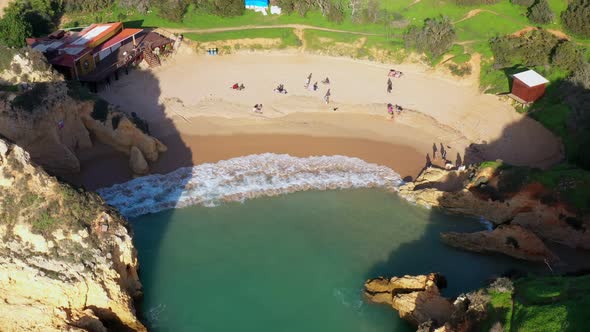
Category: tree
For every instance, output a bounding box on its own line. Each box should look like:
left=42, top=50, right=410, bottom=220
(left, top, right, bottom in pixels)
left=119, top=0, right=150, bottom=13
left=151, top=0, right=189, bottom=22
left=0, top=4, right=33, bottom=47
left=552, top=41, right=584, bottom=72
left=490, top=29, right=559, bottom=68
left=404, top=16, right=456, bottom=58
left=208, top=0, right=245, bottom=17
left=561, top=0, right=590, bottom=38
left=349, top=0, right=363, bottom=23
left=528, top=0, right=554, bottom=24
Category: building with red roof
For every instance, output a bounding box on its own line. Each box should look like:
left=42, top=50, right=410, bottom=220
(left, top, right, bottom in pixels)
left=26, top=23, right=173, bottom=83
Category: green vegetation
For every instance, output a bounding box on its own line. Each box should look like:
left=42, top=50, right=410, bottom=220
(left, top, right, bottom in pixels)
left=66, top=81, right=96, bottom=101
left=185, top=28, right=301, bottom=48
left=91, top=98, right=110, bottom=122
left=561, top=0, right=590, bottom=38
left=0, top=4, right=33, bottom=47
left=482, top=275, right=590, bottom=332
left=527, top=0, right=555, bottom=24
left=10, top=83, right=49, bottom=113
left=32, top=212, right=58, bottom=235
left=404, top=16, right=456, bottom=60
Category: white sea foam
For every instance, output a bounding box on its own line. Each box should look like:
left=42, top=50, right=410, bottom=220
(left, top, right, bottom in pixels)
left=97, top=153, right=402, bottom=218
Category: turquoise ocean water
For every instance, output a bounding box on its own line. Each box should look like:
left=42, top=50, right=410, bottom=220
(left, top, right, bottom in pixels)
left=131, top=189, right=538, bottom=331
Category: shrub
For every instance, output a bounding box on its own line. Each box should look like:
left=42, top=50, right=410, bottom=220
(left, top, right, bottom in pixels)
left=11, top=83, right=48, bottom=113
left=207, top=0, right=245, bottom=17
left=66, top=81, right=95, bottom=101
left=91, top=99, right=109, bottom=122
left=326, top=1, right=345, bottom=23
left=490, top=29, right=559, bottom=68
left=552, top=41, right=584, bottom=72
left=151, top=0, right=189, bottom=22
left=63, top=0, right=114, bottom=12
left=0, top=3, right=33, bottom=47
left=528, top=0, right=554, bottom=24
left=404, top=16, right=456, bottom=59
left=119, top=0, right=149, bottom=13
left=448, top=63, right=473, bottom=77
left=561, top=0, right=590, bottom=38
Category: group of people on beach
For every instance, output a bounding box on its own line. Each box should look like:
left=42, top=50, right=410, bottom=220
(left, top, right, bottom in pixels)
left=305, top=73, right=332, bottom=104
left=242, top=68, right=405, bottom=116
left=386, top=69, right=405, bottom=119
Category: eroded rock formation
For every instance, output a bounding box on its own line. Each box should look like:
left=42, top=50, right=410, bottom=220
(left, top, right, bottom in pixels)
left=364, top=273, right=492, bottom=331
left=398, top=165, right=590, bottom=261
left=0, top=47, right=166, bottom=177
left=364, top=273, right=454, bottom=326
left=0, top=139, right=145, bottom=331
left=441, top=224, right=558, bottom=262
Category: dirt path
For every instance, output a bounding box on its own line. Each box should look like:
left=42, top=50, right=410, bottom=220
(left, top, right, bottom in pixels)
left=166, top=24, right=383, bottom=36
left=453, top=9, right=499, bottom=24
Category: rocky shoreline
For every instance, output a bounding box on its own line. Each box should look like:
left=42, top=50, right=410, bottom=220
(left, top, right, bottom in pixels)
left=397, top=165, right=589, bottom=263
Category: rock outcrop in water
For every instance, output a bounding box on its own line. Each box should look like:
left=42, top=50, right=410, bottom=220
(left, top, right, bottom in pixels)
left=364, top=273, right=453, bottom=326
left=364, top=273, right=490, bottom=331
left=0, top=46, right=166, bottom=177
left=0, top=138, right=145, bottom=331
left=398, top=165, right=589, bottom=262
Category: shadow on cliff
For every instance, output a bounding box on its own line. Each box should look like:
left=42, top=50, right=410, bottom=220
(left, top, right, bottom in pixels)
left=363, top=78, right=590, bottom=325
left=63, top=64, right=194, bottom=327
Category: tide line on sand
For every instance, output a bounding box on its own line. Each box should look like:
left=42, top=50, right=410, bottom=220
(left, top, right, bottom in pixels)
left=97, top=153, right=403, bottom=218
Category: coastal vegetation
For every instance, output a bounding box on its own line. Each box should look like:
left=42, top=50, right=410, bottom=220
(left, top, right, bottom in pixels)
left=482, top=275, right=590, bottom=331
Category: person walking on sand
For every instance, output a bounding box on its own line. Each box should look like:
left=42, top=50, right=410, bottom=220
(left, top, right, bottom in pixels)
left=432, top=143, right=438, bottom=160
left=324, top=89, right=331, bottom=104
left=387, top=78, right=392, bottom=93
left=305, top=73, right=312, bottom=88
left=313, top=82, right=318, bottom=91
left=440, top=143, right=447, bottom=160
left=387, top=103, right=394, bottom=120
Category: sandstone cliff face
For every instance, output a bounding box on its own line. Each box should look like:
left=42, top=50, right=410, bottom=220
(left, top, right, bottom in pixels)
left=0, top=139, right=145, bottom=331
left=399, top=166, right=590, bottom=261
left=0, top=48, right=167, bottom=177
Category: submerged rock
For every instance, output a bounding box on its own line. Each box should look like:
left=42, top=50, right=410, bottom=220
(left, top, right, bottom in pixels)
left=0, top=139, right=145, bottom=331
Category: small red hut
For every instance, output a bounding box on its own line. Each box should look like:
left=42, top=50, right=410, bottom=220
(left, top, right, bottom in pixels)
left=511, top=69, right=549, bottom=104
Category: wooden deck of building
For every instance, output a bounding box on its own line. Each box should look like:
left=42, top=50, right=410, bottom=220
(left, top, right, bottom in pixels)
left=79, top=30, right=174, bottom=87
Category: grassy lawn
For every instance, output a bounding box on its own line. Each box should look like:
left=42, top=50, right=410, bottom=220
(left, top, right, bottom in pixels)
left=184, top=28, right=301, bottom=47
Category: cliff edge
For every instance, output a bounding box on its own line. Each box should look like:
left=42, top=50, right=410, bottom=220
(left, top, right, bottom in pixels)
left=0, top=138, right=146, bottom=331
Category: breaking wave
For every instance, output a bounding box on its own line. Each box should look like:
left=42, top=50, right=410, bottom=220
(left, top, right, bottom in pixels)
left=97, top=153, right=403, bottom=218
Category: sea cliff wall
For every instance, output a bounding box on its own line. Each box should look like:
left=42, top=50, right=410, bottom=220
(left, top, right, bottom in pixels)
left=0, top=138, right=145, bottom=331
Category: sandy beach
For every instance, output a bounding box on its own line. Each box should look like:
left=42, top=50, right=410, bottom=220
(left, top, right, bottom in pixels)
left=83, top=50, right=563, bottom=188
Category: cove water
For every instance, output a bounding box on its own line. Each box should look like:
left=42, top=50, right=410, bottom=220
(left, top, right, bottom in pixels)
left=129, top=189, right=537, bottom=331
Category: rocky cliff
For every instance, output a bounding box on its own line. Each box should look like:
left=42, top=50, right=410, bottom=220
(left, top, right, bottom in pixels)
left=398, top=165, right=589, bottom=262
left=364, top=273, right=491, bottom=332
left=0, top=138, right=145, bottom=331
left=0, top=46, right=166, bottom=177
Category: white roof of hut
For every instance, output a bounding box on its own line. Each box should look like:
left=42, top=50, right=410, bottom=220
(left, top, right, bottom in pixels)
left=513, top=70, right=549, bottom=87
